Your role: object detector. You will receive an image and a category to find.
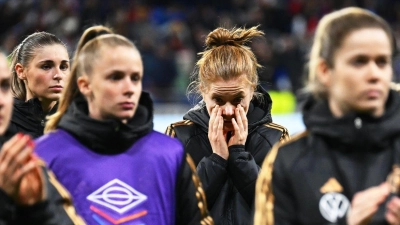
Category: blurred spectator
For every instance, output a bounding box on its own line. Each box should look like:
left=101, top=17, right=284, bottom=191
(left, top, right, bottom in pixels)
left=0, top=0, right=398, bottom=106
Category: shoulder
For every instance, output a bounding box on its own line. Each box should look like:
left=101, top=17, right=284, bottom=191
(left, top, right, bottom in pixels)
left=35, top=129, right=78, bottom=155
left=166, top=120, right=195, bottom=136
left=165, top=120, right=200, bottom=143
left=140, top=130, right=185, bottom=152
left=267, top=131, right=309, bottom=168
left=34, top=129, right=77, bottom=164
left=255, top=122, right=290, bottom=144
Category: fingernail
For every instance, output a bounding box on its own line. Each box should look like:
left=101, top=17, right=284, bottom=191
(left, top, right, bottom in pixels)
left=16, top=132, right=23, bottom=138
left=24, top=134, right=32, bottom=141
left=31, top=152, right=39, bottom=160
left=28, top=140, right=35, bottom=148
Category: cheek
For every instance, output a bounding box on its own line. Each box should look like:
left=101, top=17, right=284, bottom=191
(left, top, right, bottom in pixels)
left=27, top=72, right=47, bottom=88
left=4, top=95, right=13, bottom=117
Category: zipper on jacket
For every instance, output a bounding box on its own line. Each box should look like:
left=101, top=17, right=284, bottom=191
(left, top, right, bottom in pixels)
left=354, top=117, right=362, bottom=129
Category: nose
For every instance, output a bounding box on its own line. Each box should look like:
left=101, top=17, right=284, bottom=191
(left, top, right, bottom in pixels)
left=123, top=77, right=135, bottom=97
left=222, top=103, right=235, bottom=116
left=367, top=62, right=384, bottom=82
left=53, top=70, right=63, bottom=81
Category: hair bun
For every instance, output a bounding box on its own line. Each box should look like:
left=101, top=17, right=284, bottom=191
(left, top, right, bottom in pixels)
left=205, top=26, right=264, bottom=49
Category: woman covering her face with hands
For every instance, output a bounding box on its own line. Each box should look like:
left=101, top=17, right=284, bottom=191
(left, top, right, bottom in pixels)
left=0, top=52, right=83, bottom=224
left=255, top=7, right=400, bottom=225
left=166, top=26, right=289, bottom=225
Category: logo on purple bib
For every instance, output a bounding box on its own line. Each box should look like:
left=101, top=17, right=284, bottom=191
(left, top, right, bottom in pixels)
left=87, top=179, right=148, bottom=224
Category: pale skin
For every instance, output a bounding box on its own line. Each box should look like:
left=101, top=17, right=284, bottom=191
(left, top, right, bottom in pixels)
left=347, top=183, right=400, bottom=225
left=316, top=27, right=399, bottom=224
left=208, top=104, right=248, bottom=159
left=77, top=46, right=143, bottom=124
left=202, top=75, right=253, bottom=160
left=15, top=44, right=70, bottom=113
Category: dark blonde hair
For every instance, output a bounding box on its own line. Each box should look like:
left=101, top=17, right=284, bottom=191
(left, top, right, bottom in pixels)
left=45, top=26, right=138, bottom=132
left=10, top=32, right=67, bottom=100
left=188, top=26, right=264, bottom=101
left=307, top=7, right=395, bottom=99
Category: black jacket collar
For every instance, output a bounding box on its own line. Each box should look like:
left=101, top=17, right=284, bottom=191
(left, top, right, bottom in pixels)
left=10, top=98, right=58, bottom=138
left=58, top=92, right=154, bottom=154
left=303, top=90, right=400, bottom=150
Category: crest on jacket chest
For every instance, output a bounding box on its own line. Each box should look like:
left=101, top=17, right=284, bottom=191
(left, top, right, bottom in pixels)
left=318, top=177, right=350, bottom=223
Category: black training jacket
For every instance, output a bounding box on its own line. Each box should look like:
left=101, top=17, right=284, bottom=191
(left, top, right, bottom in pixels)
left=166, top=87, right=289, bottom=225
left=8, top=98, right=58, bottom=139
left=259, top=90, right=400, bottom=225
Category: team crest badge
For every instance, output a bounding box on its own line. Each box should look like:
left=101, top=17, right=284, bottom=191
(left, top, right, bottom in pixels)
left=319, top=192, right=350, bottom=223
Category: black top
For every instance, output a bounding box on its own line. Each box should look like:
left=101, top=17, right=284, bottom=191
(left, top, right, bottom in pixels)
left=58, top=93, right=153, bottom=154
left=8, top=98, right=58, bottom=139
left=166, top=86, right=289, bottom=225
left=264, top=90, right=400, bottom=225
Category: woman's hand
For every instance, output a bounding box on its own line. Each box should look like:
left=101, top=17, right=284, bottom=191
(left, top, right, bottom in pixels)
left=0, top=133, right=44, bottom=205
left=347, top=183, right=390, bottom=225
left=208, top=105, right=229, bottom=160
left=228, top=104, right=248, bottom=147
left=386, top=195, right=400, bottom=225
left=17, top=152, right=45, bottom=205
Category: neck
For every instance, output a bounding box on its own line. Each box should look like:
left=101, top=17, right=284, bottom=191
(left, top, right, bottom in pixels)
left=328, top=98, right=384, bottom=118
left=26, top=96, right=56, bottom=113
left=39, top=98, right=57, bottom=113
left=26, top=90, right=56, bottom=113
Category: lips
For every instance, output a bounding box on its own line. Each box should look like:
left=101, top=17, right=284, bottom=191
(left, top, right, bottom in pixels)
left=119, top=102, right=135, bottom=110
left=49, top=85, right=63, bottom=92
left=364, top=89, right=382, bottom=99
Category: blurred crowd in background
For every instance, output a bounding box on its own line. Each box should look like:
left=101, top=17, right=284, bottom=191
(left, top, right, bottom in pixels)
left=0, top=0, right=400, bottom=112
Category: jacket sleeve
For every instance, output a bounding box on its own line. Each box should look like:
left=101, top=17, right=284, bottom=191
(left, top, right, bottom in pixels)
left=254, top=144, right=296, bottom=225
left=14, top=166, right=86, bottom=225
left=227, top=145, right=260, bottom=207
left=196, top=153, right=229, bottom=209
left=0, top=189, right=15, bottom=225
left=175, top=154, right=213, bottom=225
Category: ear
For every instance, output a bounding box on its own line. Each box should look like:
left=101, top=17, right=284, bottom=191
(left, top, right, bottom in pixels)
left=77, top=75, right=91, bottom=98
left=316, top=58, right=332, bottom=87
left=15, top=63, right=26, bottom=80
left=199, top=83, right=206, bottom=99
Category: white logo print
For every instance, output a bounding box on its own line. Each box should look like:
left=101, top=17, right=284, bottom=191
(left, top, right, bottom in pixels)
left=319, top=192, right=350, bottom=223
left=87, top=179, right=147, bottom=214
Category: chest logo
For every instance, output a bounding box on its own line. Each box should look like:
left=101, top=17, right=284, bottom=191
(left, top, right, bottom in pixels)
left=319, top=192, right=350, bottom=223
left=87, top=178, right=148, bottom=214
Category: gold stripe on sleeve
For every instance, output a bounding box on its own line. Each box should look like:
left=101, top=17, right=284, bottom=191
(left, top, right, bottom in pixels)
left=264, top=122, right=291, bottom=143
left=46, top=169, right=86, bottom=225
left=254, top=131, right=308, bottom=225
left=186, top=154, right=214, bottom=225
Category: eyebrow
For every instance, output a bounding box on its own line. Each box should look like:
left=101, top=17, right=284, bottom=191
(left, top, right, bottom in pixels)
left=38, top=59, right=70, bottom=63
left=211, top=91, right=245, bottom=98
